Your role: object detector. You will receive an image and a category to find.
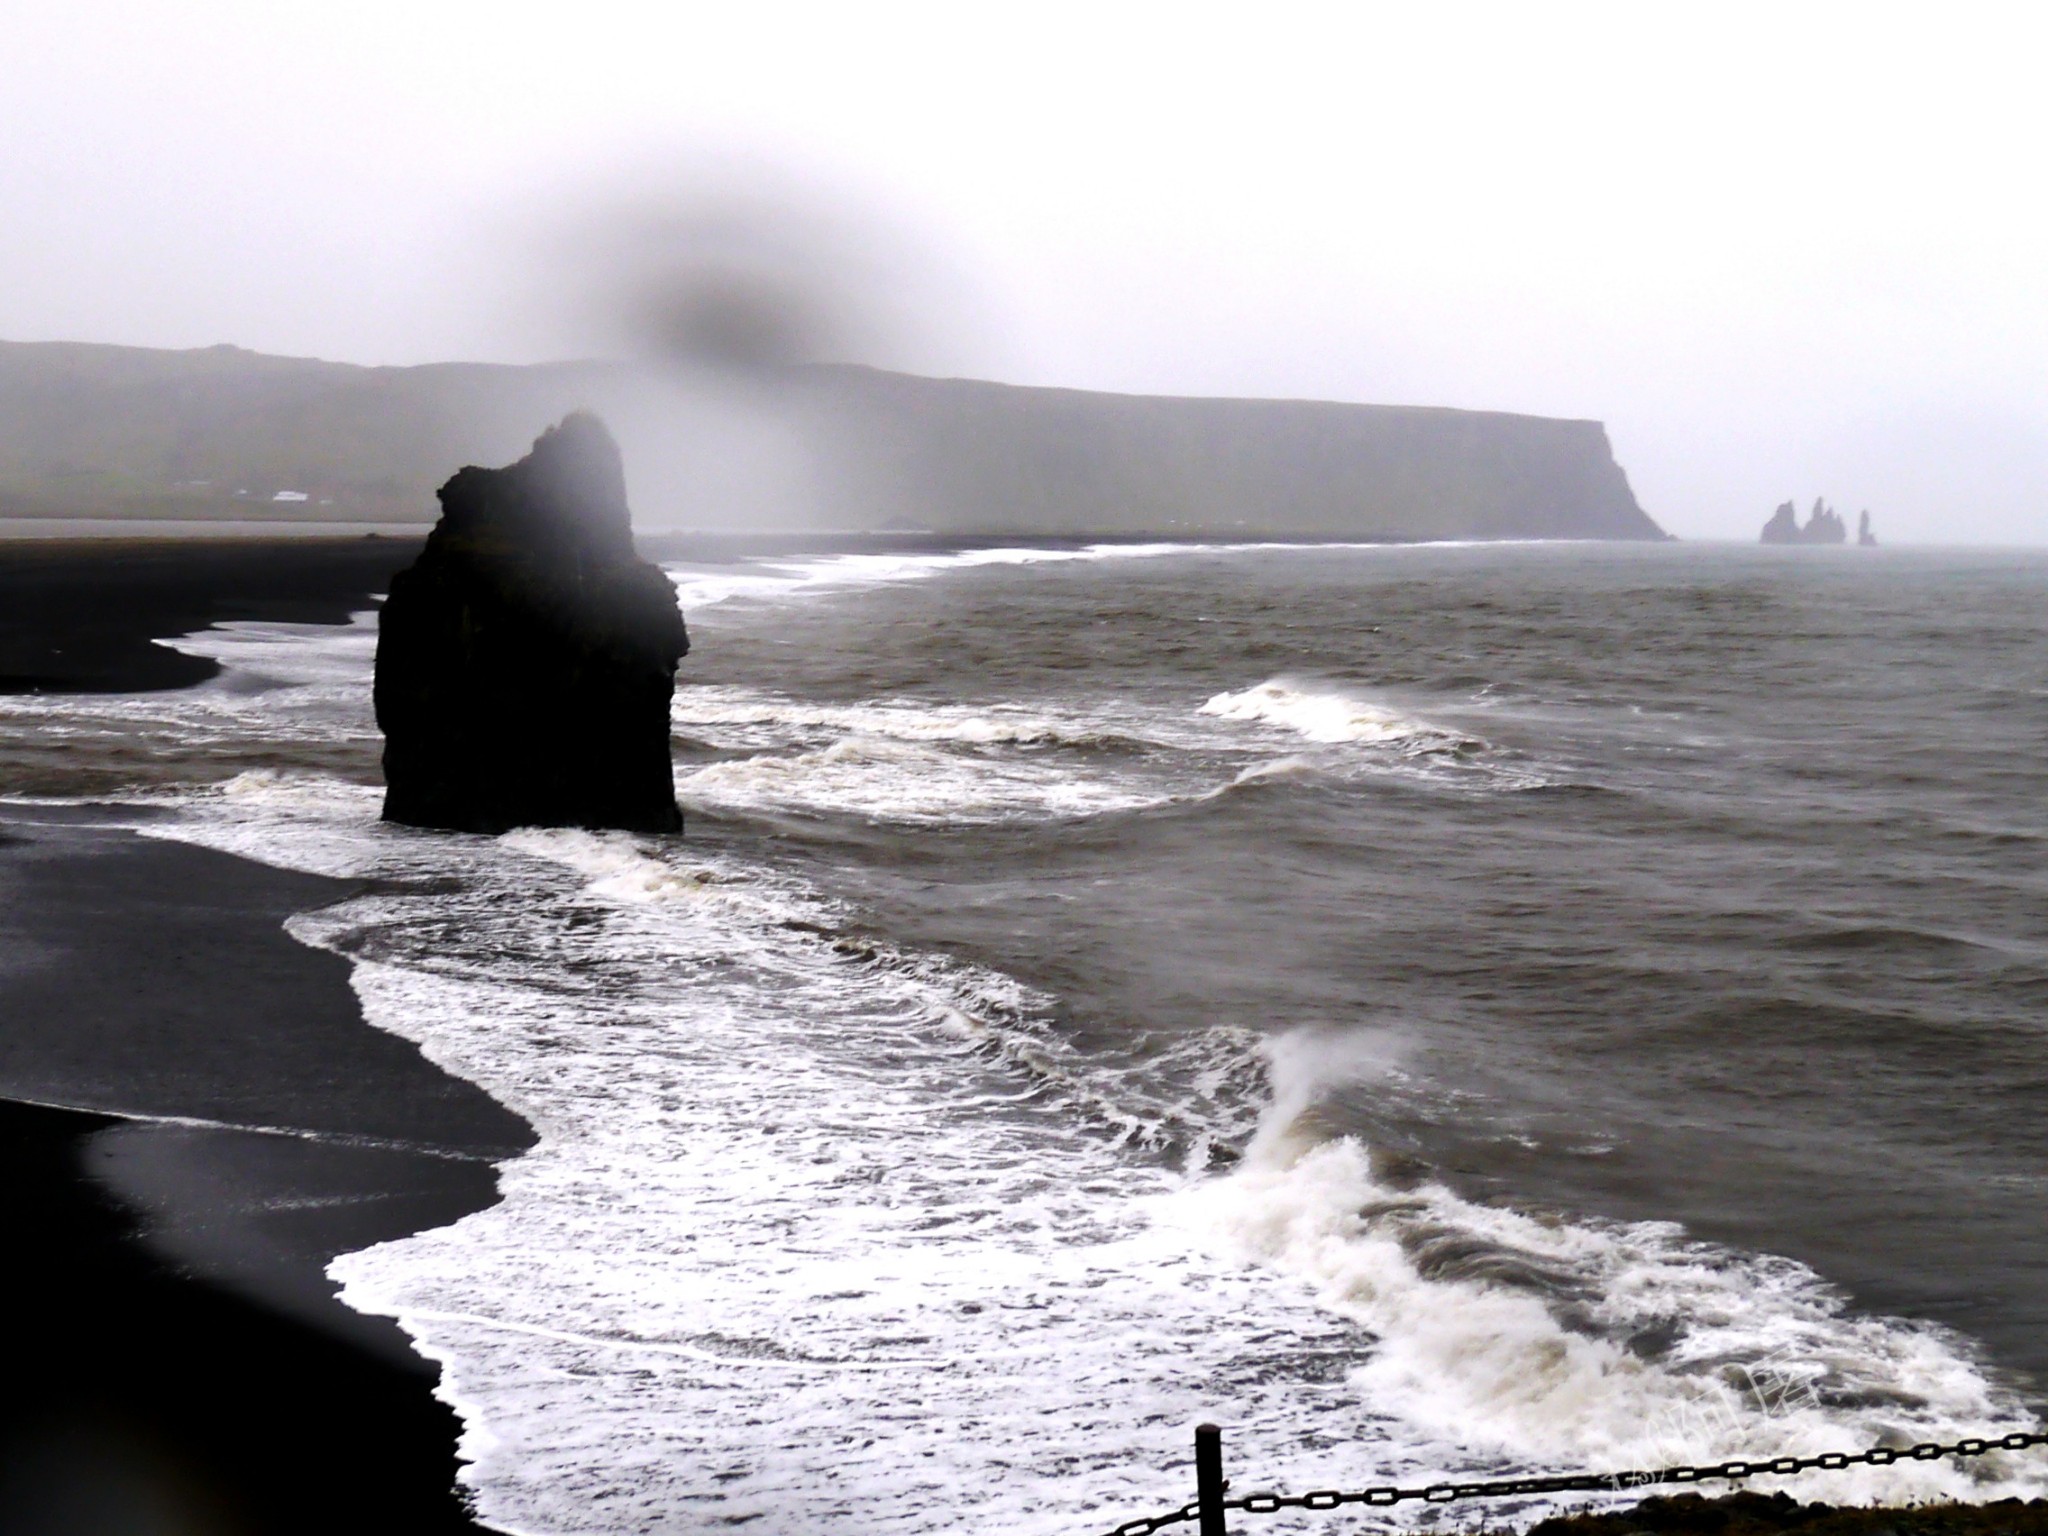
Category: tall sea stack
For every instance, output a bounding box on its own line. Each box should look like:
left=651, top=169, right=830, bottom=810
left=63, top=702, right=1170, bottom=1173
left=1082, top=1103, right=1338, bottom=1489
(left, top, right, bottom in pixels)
left=374, top=413, right=689, bottom=834
left=1760, top=497, right=1852, bottom=546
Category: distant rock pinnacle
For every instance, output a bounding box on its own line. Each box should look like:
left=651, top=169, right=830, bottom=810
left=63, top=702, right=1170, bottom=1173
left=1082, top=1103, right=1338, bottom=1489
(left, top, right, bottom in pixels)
left=1760, top=497, right=1859, bottom=546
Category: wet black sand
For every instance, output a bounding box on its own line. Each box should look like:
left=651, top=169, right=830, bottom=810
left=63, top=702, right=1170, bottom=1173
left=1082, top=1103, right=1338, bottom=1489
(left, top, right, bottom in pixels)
left=0, top=805, right=531, bottom=1532
left=0, top=535, right=422, bottom=692
left=0, top=807, right=526, bottom=1157
left=0, top=530, right=532, bottom=1535
left=0, top=535, right=538, bottom=1529
left=0, top=1096, right=492, bottom=1533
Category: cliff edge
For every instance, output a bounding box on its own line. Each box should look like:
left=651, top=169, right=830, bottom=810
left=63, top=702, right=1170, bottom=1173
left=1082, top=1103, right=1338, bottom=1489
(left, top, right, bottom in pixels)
left=793, top=366, right=1666, bottom=541
left=0, top=340, right=1667, bottom=543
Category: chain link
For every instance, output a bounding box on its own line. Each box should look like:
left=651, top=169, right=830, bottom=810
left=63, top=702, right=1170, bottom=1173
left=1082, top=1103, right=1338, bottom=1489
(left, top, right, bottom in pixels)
left=1102, top=1500, right=1200, bottom=1536
left=1095, top=1430, right=2046, bottom=1535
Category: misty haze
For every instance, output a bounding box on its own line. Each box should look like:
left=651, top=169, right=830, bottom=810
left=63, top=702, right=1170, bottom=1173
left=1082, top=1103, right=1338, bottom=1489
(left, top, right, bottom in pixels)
left=1, top=6, right=2045, bottom=1536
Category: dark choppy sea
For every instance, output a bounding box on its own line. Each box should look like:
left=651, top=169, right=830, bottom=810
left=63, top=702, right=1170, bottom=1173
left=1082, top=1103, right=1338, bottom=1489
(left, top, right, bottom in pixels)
left=4, top=540, right=2045, bottom=1533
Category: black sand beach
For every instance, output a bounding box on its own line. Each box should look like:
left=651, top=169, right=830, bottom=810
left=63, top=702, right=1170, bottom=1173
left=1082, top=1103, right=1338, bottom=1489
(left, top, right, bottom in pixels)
left=0, top=808, right=531, bottom=1532
left=0, top=1096, right=493, bottom=1534
left=0, top=535, right=421, bottom=692
left=0, top=537, right=520, bottom=1532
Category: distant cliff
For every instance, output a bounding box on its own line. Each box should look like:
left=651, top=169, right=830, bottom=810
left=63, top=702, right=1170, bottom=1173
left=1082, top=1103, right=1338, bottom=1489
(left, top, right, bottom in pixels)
left=790, top=366, right=1664, bottom=540
left=0, top=339, right=1666, bottom=541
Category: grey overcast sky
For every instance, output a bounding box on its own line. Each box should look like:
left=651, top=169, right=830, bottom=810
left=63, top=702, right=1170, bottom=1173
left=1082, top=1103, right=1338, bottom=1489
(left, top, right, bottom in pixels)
left=3, top=1, right=2044, bottom=543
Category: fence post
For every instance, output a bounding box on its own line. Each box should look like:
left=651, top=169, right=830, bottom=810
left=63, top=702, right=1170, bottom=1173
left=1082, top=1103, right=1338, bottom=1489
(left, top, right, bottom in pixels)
left=1195, top=1423, right=1227, bottom=1536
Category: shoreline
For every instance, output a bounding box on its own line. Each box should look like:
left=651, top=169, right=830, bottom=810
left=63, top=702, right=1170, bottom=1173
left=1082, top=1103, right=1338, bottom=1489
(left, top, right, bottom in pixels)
left=0, top=1095, right=495, bottom=1532
left=3, top=535, right=2042, bottom=1531
left=0, top=535, right=423, bottom=692
left=0, top=801, right=531, bottom=1530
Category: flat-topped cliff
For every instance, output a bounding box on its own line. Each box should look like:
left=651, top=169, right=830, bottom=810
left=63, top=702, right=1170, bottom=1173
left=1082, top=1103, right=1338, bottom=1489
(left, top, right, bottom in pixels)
left=792, top=364, right=1662, bottom=540
left=0, top=339, right=1665, bottom=541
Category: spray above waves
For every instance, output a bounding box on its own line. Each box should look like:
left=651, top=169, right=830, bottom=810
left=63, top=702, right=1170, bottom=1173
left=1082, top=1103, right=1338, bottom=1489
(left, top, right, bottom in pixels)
left=1178, top=1029, right=2043, bottom=1503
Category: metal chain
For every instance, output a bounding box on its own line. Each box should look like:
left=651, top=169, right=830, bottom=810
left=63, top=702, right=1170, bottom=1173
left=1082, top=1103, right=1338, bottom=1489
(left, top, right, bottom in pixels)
left=1097, top=1430, right=2048, bottom=1535
left=1103, top=1501, right=1202, bottom=1536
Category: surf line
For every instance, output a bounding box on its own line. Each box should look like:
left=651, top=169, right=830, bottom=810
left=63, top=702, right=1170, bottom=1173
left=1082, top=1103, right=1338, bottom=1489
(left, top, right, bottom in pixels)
left=0, top=1092, right=505, bottom=1163
left=390, top=1308, right=943, bottom=1371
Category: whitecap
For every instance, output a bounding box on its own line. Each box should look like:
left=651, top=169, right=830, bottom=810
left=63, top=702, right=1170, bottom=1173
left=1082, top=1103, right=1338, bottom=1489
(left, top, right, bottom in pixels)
left=676, top=735, right=1169, bottom=825
left=1172, top=1029, right=2043, bottom=1503
left=1200, top=678, right=1469, bottom=750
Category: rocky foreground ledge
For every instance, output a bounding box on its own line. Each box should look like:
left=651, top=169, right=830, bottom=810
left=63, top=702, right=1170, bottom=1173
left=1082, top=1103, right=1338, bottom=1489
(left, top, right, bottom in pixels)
left=1526, top=1491, right=2048, bottom=1536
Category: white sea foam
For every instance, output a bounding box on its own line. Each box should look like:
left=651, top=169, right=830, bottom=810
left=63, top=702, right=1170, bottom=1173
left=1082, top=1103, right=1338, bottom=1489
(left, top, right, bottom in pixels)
left=673, top=684, right=1152, bottom=752
left=667, top=542, right=1225, bottom=613
left=669, top=687, right=1216, bottom=824
left=671, top=538, right=1574, bottom=617
left=165, top=610, right=383, bottom=690
left=677, top=736, right=1170, bottom=824
left=668, top=679, right=1529, bottom=826
left=147, top=797, right=1463, bottom=1533
left=35, top=557, right=2044, bottom=1532
left=0, top=611, right=384, bottom=776
left=1179, top=1031, right=2041, bottom=1500
left=137, top=783, right=2045, bottom=1535
left=1201, top=678, right=1468, bottom=750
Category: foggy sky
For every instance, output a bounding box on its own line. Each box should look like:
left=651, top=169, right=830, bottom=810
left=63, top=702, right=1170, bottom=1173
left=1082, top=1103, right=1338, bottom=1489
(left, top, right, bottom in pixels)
left=3, top=2, right=2043, bottom=544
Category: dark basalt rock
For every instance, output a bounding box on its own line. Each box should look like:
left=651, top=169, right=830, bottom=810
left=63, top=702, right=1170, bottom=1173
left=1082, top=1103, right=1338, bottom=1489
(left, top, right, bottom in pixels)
left=1803, top=498, right=1849, bottom=545
left=1760, top=497, right=1854, bottom=546
left=374, top=413, right=688, bottom=834
left=1525, top=1491, right=2048, bottom=1536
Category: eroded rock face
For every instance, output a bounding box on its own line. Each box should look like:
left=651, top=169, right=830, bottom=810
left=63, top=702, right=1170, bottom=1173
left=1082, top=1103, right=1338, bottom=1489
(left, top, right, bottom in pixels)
left=374, top=414, right=689, bottom=834
left=1760, top=497, right=1855, bottom=546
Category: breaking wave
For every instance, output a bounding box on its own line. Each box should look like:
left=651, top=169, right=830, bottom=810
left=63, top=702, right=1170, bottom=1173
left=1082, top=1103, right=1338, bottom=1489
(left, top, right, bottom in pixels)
left=136, top=778, right=2044, bottom=1534
left=668, top=542, right=1234, bottom=612
left=673, top=684, right=1156, bottom=752
left=1201, top=678, right=1477, bottom=752
left=676, top=735, right=1173, bottom=825
left=1183, top=1032, right=2041, bottom=1501
left=17, top=541, right=2043, bottom=1533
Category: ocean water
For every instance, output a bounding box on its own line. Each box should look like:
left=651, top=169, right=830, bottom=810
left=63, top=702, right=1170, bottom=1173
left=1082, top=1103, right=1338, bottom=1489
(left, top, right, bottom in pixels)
left=4, top=540, right=2046, bottom=1533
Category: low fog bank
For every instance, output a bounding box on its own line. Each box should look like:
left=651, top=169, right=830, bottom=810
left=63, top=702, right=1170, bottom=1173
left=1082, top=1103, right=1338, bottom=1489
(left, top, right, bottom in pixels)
left=0, top=340, right=1662, bottom=543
